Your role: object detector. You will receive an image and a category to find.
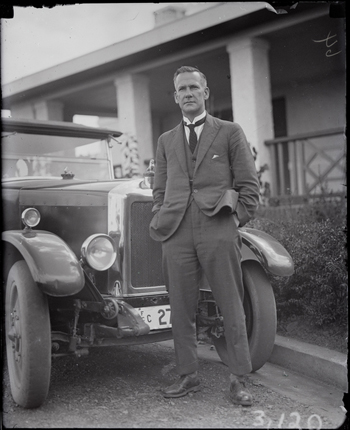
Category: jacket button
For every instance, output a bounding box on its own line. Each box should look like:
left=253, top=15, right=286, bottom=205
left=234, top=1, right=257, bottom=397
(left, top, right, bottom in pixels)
left=193, top=189, right=198, bottom=193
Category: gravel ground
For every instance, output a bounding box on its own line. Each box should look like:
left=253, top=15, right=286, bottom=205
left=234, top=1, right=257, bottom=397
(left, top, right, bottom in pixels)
left=2, top=341, right=342, bottom=429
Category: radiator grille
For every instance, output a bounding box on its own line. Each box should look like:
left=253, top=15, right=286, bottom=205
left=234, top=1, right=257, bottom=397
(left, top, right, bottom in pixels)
left=130, top=201, right=164, bottom=288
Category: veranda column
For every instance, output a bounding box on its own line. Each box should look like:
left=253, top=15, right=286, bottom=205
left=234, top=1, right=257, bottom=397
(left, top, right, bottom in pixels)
left=114, top=73, right=153, bottom=173
left=10, top=100, right=64, bottom=121
left=226, top=38, right=274, bottom=194
left=10, top=102, right=35, bottom=119
left=34, top=100, right=64, bottom=121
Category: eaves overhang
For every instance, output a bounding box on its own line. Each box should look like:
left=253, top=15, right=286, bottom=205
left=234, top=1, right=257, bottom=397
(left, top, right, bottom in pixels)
left=2, top=2, right=328, bottom=106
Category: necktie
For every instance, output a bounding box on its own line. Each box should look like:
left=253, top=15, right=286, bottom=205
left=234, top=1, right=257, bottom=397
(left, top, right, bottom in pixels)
left=184, top=117, right=206, bottom=153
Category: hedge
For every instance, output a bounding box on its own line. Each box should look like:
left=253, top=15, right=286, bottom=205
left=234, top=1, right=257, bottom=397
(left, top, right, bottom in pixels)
left=247, top=195, right=348, bottom=329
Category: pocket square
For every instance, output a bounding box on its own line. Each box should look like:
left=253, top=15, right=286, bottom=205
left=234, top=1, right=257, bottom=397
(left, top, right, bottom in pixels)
left=212, top=154, right=220, bottom=159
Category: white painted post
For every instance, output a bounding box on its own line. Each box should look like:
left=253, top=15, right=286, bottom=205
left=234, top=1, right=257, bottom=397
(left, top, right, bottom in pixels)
left=114, top=73, right=154, bottom=173
left=226, top=37, right=274, bottom=193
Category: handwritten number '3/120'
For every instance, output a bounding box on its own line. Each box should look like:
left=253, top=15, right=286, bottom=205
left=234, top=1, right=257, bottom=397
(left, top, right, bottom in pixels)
left=252, top=410, right=323, bottom=429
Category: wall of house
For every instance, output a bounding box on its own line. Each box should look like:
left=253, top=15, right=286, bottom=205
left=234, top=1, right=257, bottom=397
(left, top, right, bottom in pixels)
left=271, top=71, right=346, bottom=195
left=273, top=71, right=346, bottom=136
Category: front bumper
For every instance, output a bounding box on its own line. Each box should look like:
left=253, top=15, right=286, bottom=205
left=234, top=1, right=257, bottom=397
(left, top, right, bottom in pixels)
left=51, top=299, right=173, bottom=355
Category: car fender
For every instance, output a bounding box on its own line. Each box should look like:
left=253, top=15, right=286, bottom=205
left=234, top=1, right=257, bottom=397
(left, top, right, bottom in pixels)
left=2, top=229, right=85, bottom=296
left=240, top=227, right=294, bottom=277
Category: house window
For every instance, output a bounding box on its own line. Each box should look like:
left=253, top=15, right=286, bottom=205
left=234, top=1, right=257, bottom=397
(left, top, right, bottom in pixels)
left=213, top=108, right=233, bottom=122
left=272, top=97, right=291, bottom=195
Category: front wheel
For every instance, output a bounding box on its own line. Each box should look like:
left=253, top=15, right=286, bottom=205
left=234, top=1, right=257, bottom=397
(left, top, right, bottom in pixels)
left=211, top=260, right=277, bottom=372
left=5, top=260, right=51, bottom=408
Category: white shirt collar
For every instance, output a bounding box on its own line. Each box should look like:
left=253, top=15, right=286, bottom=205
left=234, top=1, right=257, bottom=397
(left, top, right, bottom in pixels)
left=183, top=110, right=207, bottom=125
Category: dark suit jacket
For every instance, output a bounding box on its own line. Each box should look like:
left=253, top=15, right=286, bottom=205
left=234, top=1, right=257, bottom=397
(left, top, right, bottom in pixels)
left=150, top=114, right=260, bottom=242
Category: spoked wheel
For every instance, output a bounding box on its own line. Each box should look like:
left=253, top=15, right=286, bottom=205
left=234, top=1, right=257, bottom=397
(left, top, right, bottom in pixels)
left=211, top=260, right=276, bottom=372
left=5, top=260, right=51, bottom=408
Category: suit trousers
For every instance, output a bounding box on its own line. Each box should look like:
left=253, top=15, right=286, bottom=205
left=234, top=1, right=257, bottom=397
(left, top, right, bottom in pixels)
left=161, top=201, right=252, bottom=377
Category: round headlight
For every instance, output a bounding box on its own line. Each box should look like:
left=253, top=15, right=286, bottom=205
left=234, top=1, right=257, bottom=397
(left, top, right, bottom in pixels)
left=81, top=234, right=117, bottom=271
left=21, top=208, right=41, bottom=228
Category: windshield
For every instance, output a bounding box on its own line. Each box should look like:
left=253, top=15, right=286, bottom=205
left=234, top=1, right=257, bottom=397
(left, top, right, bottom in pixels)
left=1, top=131, right=113, bottom=180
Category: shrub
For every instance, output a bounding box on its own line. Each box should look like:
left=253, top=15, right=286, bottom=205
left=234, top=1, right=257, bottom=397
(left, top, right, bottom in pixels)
left=247, top=195, right=348, bottom=329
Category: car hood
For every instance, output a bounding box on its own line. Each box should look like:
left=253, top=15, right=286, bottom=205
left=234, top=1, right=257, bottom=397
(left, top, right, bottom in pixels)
left=2, top=176, right=153, bottom=248
left=2, top=176, right=153, bottom=227
left=2, top=177, right=152, bottom=196
left=3, top=177, right=122, bottom=192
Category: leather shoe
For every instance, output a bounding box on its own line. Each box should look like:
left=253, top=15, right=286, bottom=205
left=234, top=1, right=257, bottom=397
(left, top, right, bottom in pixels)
left=162, top=373, right=200, bottom=398
left=229, top=379, right=252, bottom=406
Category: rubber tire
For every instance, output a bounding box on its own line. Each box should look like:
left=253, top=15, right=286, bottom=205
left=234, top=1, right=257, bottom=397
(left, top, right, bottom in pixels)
left=211, top=260, right=277, bottom=372
left=5, top=260, right=51, bottom=408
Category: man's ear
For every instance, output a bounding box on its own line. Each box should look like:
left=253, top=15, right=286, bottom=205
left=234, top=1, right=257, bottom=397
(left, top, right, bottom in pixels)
left=174, top=91, right=179, bottom=104
left=204, top=87, right=210, bottom=100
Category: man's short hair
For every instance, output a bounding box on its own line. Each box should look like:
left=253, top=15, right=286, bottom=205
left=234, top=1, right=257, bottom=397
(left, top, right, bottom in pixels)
left=173, top=66, right=207, bottom=88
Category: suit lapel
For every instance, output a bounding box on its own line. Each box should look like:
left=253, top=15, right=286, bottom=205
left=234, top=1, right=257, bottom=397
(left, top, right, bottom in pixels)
left=173, top=123, right=188, bottom=176
left=195, top=114, right=220, bottom=173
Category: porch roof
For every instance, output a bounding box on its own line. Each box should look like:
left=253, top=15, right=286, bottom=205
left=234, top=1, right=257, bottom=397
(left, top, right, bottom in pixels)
left=2, top=2, right=327, bottom=107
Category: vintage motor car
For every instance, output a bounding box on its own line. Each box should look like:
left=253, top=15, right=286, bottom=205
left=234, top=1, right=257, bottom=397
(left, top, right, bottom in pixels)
left=2, top=117, right=294, bottom=409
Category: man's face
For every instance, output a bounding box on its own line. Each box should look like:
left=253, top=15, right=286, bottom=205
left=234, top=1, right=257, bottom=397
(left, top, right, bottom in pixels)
left=174, top=72, right=209, bottom=121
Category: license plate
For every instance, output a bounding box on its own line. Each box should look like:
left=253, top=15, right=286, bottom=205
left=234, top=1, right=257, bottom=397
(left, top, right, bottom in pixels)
left=136, top=305, right=172, bottom=330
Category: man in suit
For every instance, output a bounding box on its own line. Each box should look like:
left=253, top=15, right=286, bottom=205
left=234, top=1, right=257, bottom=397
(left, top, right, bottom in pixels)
left=150, top=66, right=260, bottom=406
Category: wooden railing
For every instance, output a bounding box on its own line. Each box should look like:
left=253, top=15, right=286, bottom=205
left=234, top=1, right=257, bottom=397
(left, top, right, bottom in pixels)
left=265, top=128, right=345, bottom=199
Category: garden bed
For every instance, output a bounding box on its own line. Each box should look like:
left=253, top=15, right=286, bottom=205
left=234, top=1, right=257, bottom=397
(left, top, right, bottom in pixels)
left=248, top=194, right=348, bottom=356
left=277, top=315, right=348, bottom=354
